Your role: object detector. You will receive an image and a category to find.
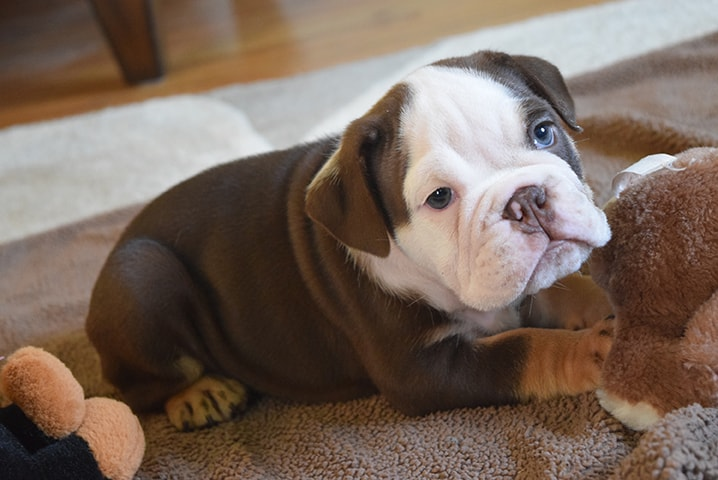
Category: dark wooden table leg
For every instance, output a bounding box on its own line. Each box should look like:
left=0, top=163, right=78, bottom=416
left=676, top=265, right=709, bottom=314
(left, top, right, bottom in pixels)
left=88, top=0, right=164, bottom=84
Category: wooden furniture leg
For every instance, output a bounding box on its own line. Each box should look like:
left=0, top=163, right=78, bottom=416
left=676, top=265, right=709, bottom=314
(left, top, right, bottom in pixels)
left=88, top=0, right=164, bottom=84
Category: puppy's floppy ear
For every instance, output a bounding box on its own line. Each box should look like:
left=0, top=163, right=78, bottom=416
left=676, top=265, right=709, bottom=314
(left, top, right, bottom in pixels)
left=435, top=51, right=579, bottom=131
left=305, top=116, right=391, bottom=257
left=510, top=54, right=581, bottom=132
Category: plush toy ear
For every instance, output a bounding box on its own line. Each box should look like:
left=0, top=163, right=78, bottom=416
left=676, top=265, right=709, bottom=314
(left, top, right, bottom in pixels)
left=305, top=116, right=392, bottom=257
left=1, top=346, right=85, bottom=438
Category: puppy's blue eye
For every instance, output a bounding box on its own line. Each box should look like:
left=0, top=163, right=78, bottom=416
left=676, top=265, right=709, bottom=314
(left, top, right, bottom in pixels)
left=532, top=122, right=555, bottom=149
left=426, top=187, right=453, bottom=209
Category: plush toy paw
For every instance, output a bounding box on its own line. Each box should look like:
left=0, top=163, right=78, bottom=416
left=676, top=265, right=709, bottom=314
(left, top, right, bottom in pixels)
left=0, top=346, right=145, bottom=480
left=681, top=289, right=718, bottom=402
left=595, top=388, right=662, bottom=431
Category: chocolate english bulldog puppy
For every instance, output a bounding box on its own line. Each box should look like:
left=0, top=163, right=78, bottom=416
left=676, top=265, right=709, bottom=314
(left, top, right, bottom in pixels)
left=86, top=51, right=612, bottom=431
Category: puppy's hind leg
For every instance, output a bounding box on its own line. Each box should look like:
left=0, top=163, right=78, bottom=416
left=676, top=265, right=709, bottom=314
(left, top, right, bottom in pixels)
left=165, top=375, right=249, bottom=431
left=86, top=238, right=249, bottom=431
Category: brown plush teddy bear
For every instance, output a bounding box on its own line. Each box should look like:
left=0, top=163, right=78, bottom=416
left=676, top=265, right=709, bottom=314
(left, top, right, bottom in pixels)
left=589, top=147, right=718, bottom=431
left=0, top=346, right=145, bottom=480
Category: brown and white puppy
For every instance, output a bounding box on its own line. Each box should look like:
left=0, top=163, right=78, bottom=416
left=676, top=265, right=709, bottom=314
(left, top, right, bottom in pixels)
left=86, top=51, right=612, bottom=431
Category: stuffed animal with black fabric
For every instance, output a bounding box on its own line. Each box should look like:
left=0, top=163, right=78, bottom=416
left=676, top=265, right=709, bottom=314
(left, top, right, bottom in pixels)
left=0, top=346, right=144, bottom=480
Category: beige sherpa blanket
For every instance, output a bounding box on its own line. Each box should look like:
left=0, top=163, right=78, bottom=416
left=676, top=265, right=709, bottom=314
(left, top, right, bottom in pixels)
left=3, top=31, right=718, bottom=480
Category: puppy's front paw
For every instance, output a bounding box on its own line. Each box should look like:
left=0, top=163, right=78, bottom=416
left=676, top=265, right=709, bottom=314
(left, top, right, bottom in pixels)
left=522, top=273, right=613, bottom=330
left=165, top=376, right=248, bottom=431
left=568, top=317, right=614, bottom=393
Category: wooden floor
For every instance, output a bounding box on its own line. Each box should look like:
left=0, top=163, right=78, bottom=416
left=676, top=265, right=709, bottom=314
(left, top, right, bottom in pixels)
left=0, top=0, right=608, bottom=129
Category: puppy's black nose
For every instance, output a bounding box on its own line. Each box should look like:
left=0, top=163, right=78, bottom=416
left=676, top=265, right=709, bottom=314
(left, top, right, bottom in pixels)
left=503, top=186, right=548, bottom=234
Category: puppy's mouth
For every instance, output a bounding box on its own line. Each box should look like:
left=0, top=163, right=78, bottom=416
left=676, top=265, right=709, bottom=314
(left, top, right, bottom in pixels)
left=497, top=183, right=608, bottom=297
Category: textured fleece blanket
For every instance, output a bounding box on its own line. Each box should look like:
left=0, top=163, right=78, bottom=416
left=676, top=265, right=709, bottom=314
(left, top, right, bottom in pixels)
left=3, top=19, right=718, bottom=480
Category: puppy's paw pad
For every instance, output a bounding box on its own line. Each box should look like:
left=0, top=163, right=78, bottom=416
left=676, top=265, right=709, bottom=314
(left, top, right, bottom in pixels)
left=165, top=376, right=248, bottom=431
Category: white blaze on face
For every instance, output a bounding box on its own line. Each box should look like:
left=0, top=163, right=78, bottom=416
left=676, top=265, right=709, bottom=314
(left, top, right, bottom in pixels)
left=386, top=66, right=610, bottom=312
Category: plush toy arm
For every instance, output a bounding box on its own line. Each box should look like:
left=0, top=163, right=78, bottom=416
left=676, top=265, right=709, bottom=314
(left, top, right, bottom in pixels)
left=599, top=289, right=718, bottom=431
left=681, top=289, right=718, bottom=406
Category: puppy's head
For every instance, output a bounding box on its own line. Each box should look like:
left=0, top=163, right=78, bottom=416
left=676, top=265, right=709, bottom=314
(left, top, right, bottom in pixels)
left=306, top=51, right=610, bottom=313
